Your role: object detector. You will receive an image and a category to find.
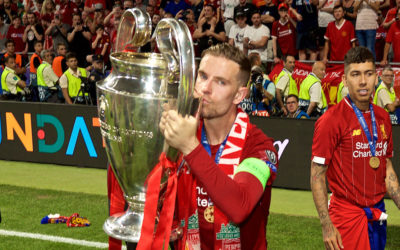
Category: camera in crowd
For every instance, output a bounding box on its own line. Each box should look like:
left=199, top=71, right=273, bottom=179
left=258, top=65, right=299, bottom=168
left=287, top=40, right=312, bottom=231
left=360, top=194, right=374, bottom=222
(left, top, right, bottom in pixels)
left=250, top=66, right=264, bottom=87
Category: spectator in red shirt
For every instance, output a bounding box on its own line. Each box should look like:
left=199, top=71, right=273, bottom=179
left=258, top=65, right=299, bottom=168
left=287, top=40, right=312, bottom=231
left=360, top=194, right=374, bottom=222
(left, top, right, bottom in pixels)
left=272, top=3, right=297, bottom=63
left=6, top=15, right=25, bottom=53
left=381, top=8, right=400, bottom=65
left=382, top=0, right=400, bottom=29
left=323, top=5, right=356, bottom=63
left=40, top=0, right=55, bottom=22
left=375, top=12, right=387, bottom=61
left=90, top=24, right=110, bottom=63
left=104, top=4, right=122, bottom=33
left=57, top=0, right=79, bottom=26
left=84, top=0, right=107, bottom=15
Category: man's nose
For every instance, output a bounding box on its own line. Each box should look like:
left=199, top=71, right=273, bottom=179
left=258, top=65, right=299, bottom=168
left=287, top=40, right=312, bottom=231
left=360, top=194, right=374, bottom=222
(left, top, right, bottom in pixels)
left=200, top=79, right=212, bottom=93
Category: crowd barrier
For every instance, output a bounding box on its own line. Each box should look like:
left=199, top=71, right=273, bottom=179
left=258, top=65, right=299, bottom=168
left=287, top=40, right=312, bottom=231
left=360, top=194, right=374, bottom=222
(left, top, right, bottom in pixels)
left=1, top=101, right=399, bottom=191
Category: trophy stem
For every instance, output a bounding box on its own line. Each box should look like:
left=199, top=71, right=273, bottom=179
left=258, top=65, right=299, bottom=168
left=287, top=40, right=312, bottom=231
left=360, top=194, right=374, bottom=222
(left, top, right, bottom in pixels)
left=103, top=192, right=146, bottom=243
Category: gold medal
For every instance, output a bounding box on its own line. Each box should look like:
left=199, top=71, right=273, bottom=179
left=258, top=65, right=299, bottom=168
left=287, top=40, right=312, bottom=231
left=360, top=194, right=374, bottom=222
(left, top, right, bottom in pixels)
left=204, top=206, right=214, bottom=223
left=369, top=156, right=380, bottom=169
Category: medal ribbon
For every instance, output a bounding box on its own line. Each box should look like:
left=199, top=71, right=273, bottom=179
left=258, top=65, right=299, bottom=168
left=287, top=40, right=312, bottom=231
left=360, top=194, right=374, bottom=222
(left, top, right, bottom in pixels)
left=201, top=125, right=229, bottom=164
left=347, top=95, right=378, bottom=156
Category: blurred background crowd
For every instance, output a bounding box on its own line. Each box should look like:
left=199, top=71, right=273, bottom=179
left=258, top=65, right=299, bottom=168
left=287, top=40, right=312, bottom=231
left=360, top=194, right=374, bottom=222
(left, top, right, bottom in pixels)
left=0, top=0, right=399, bottom=120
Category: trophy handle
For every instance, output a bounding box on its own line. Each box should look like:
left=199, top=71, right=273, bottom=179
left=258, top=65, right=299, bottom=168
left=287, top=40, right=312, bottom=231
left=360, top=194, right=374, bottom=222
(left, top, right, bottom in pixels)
left=115, top=8, right=152, bottom=52
left=155, top=18, right=195, bottom=117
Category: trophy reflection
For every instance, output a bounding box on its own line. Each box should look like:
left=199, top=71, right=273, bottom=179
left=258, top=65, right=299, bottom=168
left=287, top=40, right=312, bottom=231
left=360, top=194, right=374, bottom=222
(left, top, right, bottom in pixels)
left=96, top=8, right=195, bottom=242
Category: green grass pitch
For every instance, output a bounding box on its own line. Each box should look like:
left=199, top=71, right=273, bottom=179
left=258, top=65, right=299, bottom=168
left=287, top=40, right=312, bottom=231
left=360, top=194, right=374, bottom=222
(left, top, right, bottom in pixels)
left=1, top=160, right=400, bottom=249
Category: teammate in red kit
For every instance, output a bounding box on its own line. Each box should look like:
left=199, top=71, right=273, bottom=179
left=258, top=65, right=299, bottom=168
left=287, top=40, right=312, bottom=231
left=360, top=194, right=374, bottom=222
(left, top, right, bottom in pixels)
left=160, top=43, right=278, bottom=249
left=311, top=46, right=400, bottom=250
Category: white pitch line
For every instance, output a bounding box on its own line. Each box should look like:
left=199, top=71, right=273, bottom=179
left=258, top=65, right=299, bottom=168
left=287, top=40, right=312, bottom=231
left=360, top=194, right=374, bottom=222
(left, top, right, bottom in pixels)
left=0, top=229, right=110, bottom=248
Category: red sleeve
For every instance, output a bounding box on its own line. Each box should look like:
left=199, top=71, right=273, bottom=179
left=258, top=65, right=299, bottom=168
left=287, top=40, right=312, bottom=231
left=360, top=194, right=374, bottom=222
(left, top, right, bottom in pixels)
left=349, top=22, right=356, bottom=41
left=85, top=0, right=92, bottom=8
left=386, top=24, right=394, bottom=43
left=183, top=127, right=277, bottom=224
left=324, top=23, right=331, bottom=40
left=311, top=109, right=341, bottom=165
left=6, top=27, right=11, bottom=39
left=271, top=21, right=277, bottom=37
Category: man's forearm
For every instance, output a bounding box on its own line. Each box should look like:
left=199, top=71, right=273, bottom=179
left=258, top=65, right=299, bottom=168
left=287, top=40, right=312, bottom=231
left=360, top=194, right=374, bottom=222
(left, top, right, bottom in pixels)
left=386, top=159, right=400, bottom=209
left=307, top=102, right=317, bottom=115
left=276, top=89, right=285, bottom=109
left=311, top=162, right=330, bottom=225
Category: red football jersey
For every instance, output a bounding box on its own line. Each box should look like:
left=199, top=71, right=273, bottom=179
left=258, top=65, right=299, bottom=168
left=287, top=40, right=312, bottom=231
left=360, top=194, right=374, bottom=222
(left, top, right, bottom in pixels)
left=386, top=21, right=400, bottom=62
left=271, top=19, right=297, bottom=56
left=184, top=124, right=278, bottom=250
left=312, top=97, right=393, bottom=207
left=324, top=20, right=356, bottom=61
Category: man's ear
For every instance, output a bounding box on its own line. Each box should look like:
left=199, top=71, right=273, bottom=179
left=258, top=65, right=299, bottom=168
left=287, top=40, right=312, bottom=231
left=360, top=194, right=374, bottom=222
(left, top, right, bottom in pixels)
left=233, top=86, right=248, bottom=105
left=342, top=74, right=347, bottom=87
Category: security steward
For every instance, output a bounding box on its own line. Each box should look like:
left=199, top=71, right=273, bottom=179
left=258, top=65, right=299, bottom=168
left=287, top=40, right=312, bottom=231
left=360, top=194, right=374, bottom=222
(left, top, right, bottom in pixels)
left=299, top=61, right=328, bottom=117
left=275, top=55, right=297, bottom=116
left=37, top=49, right=61, bottom=102
left=1, top=56, right=29, bottom=100
left=88, top=54, right=106, bottom=104
left=59, top=52, right=89, bottom=104
left=373, top=66, right=400, bottom=124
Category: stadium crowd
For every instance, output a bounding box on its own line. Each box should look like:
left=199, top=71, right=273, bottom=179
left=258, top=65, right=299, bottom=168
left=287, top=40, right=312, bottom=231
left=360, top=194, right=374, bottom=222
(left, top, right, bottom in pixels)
left=0, top=0, right=399, bottom=120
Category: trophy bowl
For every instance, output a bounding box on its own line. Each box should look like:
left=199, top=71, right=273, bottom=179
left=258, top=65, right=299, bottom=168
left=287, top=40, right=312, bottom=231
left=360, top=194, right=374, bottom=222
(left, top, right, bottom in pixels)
left=97, top=8, right=195, bottom=243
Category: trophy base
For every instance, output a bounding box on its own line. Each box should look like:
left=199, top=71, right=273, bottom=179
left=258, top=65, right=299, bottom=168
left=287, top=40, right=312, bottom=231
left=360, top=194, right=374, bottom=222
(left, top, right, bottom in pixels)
left=103, top=207, right=143, bottom=243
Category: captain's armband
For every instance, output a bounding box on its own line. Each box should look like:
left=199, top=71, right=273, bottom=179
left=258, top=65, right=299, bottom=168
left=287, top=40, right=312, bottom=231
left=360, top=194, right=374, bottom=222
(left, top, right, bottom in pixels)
left=234, top=158, right=271, bottom=190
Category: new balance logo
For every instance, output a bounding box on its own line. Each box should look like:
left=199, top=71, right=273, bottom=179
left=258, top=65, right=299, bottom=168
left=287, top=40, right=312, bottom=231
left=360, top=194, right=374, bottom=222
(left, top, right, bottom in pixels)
left=352, top=129, right=361, bottom=136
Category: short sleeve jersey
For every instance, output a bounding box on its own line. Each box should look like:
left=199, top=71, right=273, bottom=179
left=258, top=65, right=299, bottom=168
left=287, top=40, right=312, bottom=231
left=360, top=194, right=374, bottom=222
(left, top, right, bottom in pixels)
left=324, top=20, right=356, bottom=61
left=386, top=21, right=400, bottom=62
left=271, top=19, right=297, bottom=56
left=312, top=97, right=393, bottom=207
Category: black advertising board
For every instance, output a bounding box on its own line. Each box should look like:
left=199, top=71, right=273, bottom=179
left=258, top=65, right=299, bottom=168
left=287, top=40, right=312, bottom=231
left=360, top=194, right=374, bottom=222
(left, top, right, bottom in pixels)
left=1, top=101, right=399, bottom=190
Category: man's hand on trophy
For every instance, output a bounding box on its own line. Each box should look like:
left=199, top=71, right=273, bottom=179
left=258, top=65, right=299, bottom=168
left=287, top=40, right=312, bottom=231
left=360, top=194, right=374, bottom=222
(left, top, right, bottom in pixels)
left=160, top=110, right=199, bottom=155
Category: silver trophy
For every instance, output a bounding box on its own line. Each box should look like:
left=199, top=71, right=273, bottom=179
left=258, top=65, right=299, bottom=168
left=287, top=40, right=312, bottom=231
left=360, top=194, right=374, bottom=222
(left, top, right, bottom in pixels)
left=96, top=8, right=195, bottom=242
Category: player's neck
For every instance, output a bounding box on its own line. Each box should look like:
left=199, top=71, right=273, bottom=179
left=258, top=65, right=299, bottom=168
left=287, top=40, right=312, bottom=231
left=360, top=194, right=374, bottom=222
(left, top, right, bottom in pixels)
left=335, top=18, right=344, bottom=26
left=353, top=100, right=370, bottom=111
left=203, top=109, right=237, bottom=145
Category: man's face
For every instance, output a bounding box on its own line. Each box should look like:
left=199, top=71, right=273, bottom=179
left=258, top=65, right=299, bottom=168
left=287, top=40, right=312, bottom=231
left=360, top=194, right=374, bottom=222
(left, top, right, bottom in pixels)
left=45, top=52, right=54, bottom=64
left=397, top=0, right=400, bottom=7
left=13, top=17, right=21, bottom=27
left=251, top=13, right=261, bottom=27
left=235, top=16, right=246, bottom=27
left=124, top=0, right=134, bottom=9
left=343, top=62, right=376, bottom=105
left=4, top=0, right=10, bottom=9
left=27, top=14, right=36, bottom=25
left=34, top=43, right=43, bottom=53
left=58, top=45, right=67, bottom=56
left=204, top=6, right=214, bottom=18
left=381, top=69, right=394, bottom=86
left=72, top=15, right=81, bottom=26
left=333, top=7, right=344, bottom=21
left=195, top=55, right=246, bottom=119
left=313, top=63, right=326, bottom=80
left=284, top=56, right=295, bottom=72
left=93, top=60, right=103, bottom=70
left=67, top=57, right=78, bottom=70
left=152, top=14, right=160, bottom=25
left=240, top=0, right=246, bottom=5
left=146, top=6, right=154, bottom=17
left=6, top=58, right=16, bottom=69
left=6, top=42, right=15, bottom=53
left=278, top=9, right=288, bottom=19
left=286, top=96, right=299, bottom=113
